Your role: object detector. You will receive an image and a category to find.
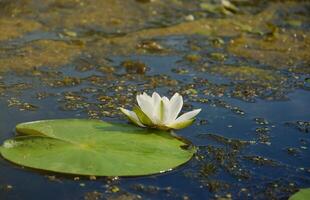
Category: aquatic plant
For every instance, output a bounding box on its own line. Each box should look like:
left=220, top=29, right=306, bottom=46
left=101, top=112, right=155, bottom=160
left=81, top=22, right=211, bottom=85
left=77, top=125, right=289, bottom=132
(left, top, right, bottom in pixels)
left=120, top=92, right=201, bottom=130
left=0, top=119, right=195, bottom=176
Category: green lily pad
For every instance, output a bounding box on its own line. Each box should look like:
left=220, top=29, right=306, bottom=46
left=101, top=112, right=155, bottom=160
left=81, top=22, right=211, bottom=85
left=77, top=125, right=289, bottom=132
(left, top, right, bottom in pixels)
left=289, top=188, right=310, bottom=200
left=0, top=119, right=195, bottom=176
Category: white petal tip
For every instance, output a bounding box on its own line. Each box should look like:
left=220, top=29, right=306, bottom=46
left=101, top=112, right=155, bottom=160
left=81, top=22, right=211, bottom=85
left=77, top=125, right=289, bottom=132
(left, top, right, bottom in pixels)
left=168, top=119, right=195, bottom=130
left=120, top=107, right=145, bottom=127
left=196, top=108, right=202, bottom=113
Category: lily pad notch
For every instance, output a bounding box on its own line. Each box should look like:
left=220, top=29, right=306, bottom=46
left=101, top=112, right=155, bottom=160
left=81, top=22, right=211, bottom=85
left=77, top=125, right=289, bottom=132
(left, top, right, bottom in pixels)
left=0, top=119, right=195, bottom=176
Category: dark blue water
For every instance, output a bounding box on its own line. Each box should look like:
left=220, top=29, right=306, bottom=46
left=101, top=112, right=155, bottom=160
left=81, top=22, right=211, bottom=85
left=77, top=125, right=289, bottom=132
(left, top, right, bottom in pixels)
left=0, top=51, right=309, bottom=199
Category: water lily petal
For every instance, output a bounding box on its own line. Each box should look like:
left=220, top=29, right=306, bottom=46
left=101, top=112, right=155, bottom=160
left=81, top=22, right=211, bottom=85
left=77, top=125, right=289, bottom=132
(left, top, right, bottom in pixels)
left=168, top=93, right=183, bottom=122
left=120, top=108, right=145, bottom=127
left=133, top=106, right=153, bottom=126
left=167, top=119, right=195, bottom=129
left=152, top=92, right=162, bottom=123
left=162, top=97, right=170, bottom=124
left=137, top=93, right=154, bottom=121
left=142, top=92, right=153, bottom=102
left=152, top=92, right=161, bottom=106
left=173, top=109, right=201, bottom=124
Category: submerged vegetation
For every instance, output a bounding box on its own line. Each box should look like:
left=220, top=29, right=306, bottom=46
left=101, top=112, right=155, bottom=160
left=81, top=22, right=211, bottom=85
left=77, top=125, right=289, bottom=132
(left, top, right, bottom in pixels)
left=0, top=0, right=309, bottom=199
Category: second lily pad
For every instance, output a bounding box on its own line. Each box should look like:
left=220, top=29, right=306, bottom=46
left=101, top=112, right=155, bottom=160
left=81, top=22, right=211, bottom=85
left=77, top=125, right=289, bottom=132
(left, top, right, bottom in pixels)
left=0, top=119, right=195, bottom=176
left=289, top=188, right=310, bottom=200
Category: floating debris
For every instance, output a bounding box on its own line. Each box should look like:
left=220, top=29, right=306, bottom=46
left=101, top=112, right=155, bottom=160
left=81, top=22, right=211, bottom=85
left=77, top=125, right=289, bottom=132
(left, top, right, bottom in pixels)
left=254, top=118, right=269, bottom=125
left=285, top=121, right=310, bottom=133
left=7, top=97, right=38, bottom=111
left=286, top=147, right=300, bottom=156
left=196, top=133, right=250, bottom=150
left=84, top=191, right=103, bottom=200
left=243, top=155, right=279, bottom=166
left=50, top=77, right=81, bottom=87
left=121, top=60, right=148, bottom=74
left=137, top=40, right=164, bottom=53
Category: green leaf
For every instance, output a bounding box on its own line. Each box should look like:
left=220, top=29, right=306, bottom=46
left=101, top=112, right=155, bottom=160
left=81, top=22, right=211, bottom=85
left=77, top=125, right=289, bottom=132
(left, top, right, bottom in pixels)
left=289, top=188, right=310, bottom=200
left=133, top=106, right=153, bottom=126
left=0, top=119, right=195, bottom=176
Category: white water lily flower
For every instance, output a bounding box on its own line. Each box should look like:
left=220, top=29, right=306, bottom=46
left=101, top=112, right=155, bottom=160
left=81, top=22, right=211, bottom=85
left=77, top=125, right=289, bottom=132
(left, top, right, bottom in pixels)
left=120, top=92, right=201, bottom=130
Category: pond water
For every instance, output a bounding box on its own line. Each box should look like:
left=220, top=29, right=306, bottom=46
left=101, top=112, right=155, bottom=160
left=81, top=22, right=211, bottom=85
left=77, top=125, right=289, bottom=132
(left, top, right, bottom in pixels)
left=0, top=0, right=309, bottom=199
